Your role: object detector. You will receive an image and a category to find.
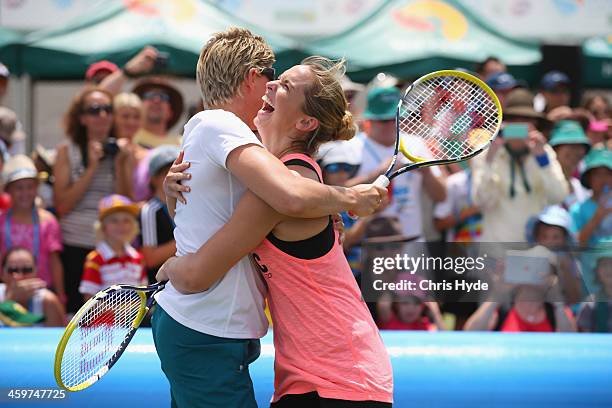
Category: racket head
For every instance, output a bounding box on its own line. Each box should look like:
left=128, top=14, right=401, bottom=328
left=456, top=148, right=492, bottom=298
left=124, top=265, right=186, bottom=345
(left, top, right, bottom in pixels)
left=397, top=69, right=502, bottom=164
left=54, top=286, right=148, bottom=392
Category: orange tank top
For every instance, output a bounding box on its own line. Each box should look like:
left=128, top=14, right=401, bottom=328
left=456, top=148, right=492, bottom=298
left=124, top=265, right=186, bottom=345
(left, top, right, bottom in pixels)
left=251, top=153, right=393, bottom=403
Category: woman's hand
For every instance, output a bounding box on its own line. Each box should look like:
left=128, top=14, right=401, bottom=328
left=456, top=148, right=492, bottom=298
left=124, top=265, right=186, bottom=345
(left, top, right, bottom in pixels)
left=163, top=150, right=191, bottom=205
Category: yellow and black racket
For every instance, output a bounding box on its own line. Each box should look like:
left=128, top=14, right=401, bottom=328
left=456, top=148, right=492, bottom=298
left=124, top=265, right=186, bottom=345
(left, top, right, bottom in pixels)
left=373, top=69, right=502, bottom=188
left=54, top=282, right=165, bottom=392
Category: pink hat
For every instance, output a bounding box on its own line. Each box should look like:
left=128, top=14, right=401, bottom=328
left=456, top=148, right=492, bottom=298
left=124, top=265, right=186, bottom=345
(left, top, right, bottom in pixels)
left=589, top=120, right=609, bottom=132
left=85, top=60, right=119, bottom=80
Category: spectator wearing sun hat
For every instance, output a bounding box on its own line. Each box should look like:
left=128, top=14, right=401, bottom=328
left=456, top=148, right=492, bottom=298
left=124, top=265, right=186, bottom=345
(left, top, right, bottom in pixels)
left=471, top=88, right=569, bottom=242
left=0, top=155, right=65, bottom=302
left=131, top=77, right=184, bottom=149
left=525, top=205, right=583, bottom=304
left=549, top=120, right=592, bottom=208
left=347, top=86, right=446, bottom=241
left=139, top=145, right=179, bottom=283
left=79, top=194, right=146, bottom=300
left=570, top=148, right=612, bottom=247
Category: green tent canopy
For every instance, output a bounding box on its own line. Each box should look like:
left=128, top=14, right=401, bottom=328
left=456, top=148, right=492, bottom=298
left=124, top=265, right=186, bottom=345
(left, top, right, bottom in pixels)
left=16, top=0, right=301, bottom=79
left=304, top=0, right=541, bottom=82
left=0, top=27, right=24, bottom=72
left=583, top=36, right=612, bottom=88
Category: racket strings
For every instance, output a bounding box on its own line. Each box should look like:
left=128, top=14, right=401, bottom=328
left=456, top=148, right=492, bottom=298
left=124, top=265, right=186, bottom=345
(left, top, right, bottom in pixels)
left=400, top=75, right=499, bottom=161
left=59, top=289, right=143, bottom=389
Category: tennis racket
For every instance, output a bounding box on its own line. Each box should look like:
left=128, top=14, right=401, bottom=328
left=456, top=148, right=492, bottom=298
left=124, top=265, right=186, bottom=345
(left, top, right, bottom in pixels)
left=373, top=69, right=502, bottom=188
left=54, top=281, right=165, bottom=392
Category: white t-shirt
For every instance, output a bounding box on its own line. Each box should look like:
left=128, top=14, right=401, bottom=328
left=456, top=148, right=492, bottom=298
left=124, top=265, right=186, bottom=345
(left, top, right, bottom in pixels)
left=349, top=132, right=431, bottom=239
left=155, top=110, right=269, bottom=339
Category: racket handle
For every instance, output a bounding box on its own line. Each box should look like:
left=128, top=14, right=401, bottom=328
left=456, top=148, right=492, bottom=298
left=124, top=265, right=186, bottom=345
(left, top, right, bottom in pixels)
left=374, top=175, right=390, bottom=188
left=347, top=175, right=390, bottom=219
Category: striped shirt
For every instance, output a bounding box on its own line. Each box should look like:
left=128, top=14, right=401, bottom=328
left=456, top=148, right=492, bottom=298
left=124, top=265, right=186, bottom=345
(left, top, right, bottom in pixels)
left=140, top=198, right=175, bottom=282
left=79, top=241, right=146, bottom=296
left=59, top=142, right=115, bottom=248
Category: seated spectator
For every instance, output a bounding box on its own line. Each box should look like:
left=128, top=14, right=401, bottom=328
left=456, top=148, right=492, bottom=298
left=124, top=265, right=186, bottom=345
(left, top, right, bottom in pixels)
left=0, top=247, right=65, bottom=326
left=377, top=273, right=446, bottom=331
left=548, top=120, right=592, bottom=208
left=434, top=161, right=482, bottom=242
left=526, top=205, right=583, bottom=304
left=570, top=148, right=612, bottom=247
left=471, top=89, right=569, bottom=242
left=140, top=146, right=179, bottom=283
left=53, top=87, right=132, bottom=314
left=1, top=155, right=65, bottom=302
left=85, top=60, right=119, bottom=86
left=464, top=252, right=576, bottom=332
left=113, top=92, right=150, bottom=201
left=537, top=71, right=571, bottom=115
left=577, top=245, right=612, bottom=332
left=79, top=195, right=146, bottom=300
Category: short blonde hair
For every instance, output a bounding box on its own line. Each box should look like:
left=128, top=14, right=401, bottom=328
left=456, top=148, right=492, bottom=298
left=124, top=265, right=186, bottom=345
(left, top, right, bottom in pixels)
left=113, top=92, right=142, bottom=112
left=196, top=27, right=275, bottom=108
left=298, top=56, right=357, bottom=155
left=94, top=212, right=140, bottom=245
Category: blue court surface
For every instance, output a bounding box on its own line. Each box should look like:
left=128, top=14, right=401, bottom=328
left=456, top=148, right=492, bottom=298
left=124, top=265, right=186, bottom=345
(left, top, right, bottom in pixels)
left=1, top=329, right=611, bottom=407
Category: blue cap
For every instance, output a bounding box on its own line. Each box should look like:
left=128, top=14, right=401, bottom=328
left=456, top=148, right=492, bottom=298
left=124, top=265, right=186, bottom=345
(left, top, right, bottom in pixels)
left=485, top=72, right=518, bottom=91
left=148, top=145, right=180, bottom=176
left=540, top=70, right=570, bottom=90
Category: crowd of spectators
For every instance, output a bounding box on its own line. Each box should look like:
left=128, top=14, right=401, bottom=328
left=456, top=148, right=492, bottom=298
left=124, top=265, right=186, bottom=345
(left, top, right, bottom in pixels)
left=0, top=49, right=610, bottom=333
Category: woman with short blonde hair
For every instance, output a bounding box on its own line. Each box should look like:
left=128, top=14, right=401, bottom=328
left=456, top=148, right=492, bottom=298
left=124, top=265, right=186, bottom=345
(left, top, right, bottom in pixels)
left=162, top=57, right=393, bottom=407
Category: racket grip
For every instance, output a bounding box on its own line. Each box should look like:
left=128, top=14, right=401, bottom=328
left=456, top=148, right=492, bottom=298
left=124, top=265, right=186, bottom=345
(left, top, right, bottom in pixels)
left=374, top=175, right=390, bottom=188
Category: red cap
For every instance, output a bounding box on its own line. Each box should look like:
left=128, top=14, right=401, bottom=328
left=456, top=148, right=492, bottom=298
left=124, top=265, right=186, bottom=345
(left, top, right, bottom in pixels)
left=85, top=60, right=119, bottom=80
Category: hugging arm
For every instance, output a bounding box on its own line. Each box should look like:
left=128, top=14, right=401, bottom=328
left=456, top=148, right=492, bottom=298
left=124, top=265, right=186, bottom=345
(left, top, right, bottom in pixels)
left=227, top=145, right=385, bottom=218
left=160, top=190, right=282, bottom=293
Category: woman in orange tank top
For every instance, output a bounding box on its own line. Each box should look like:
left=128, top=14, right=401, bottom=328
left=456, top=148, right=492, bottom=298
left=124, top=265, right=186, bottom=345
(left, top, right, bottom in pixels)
left=158, top=57, right=393, bottom=407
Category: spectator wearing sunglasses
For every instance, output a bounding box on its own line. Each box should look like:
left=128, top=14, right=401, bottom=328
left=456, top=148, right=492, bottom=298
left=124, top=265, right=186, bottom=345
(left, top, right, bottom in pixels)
left=1, top=155, right=65, bottom=303
left=318, top=140, right=367, bottom=278
left=0, top=247, right=65, bottom=326
left=52, top=87, right=132, bottom=314
left=132, top=77, right=184, bottom=149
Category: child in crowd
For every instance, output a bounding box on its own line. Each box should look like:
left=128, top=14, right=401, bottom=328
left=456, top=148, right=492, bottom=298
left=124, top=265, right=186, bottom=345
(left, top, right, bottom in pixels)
left=318, top=140, right=365, bottom=278
left=0, top=155, right=65, bottom=302
left=0, top=246, right=65, bottom=326
left=527, top=205, right=583, bottom=304
left=570, top=148, right=612, bottom=246
left=79, top=194, right=146, bottom=300
left=139, top=145, right=178, bottom=283
left=376, top=273, right=445, bottom=331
